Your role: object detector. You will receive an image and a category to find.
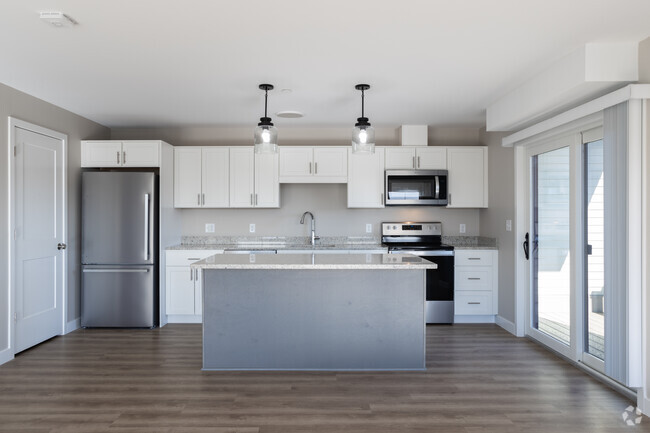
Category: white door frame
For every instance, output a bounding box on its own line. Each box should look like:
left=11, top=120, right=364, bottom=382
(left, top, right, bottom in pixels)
left=6, top=117, right=67, bottom=361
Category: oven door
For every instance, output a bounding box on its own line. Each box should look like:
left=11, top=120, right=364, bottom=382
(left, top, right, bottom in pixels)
left=389, top=249, right=454, bottom=324
left=385, top=170, right=448, bottom=206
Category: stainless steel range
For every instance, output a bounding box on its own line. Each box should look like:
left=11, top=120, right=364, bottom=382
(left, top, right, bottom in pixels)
left=382, top=222, right=454, bottom=324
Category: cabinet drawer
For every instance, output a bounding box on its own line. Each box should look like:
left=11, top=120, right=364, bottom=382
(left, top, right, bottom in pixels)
left=455, top=250, right=494, bottom=265
left=166, top=250, right=221, bottom=266
left=455, top=268, right=492, bottom=291
left=455, top=291, right=493, bottom=315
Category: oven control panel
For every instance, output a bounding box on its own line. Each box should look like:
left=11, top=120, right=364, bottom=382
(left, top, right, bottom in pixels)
left=381, top=222, right=442, bottom=236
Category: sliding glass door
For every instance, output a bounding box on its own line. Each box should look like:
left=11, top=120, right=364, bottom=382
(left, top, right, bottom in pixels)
left=525, top=127, right=607, bottom=369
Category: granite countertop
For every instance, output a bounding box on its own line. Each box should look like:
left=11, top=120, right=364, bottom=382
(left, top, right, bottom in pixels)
left=191, top=253, right=437, bottom=270
left=442, top=236, right=498, bottom=250
left=167, top=235, right=387, bottom=252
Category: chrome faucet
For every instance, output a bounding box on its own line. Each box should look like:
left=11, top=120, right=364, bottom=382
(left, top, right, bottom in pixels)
left=300, top=211, right=320, bottom=246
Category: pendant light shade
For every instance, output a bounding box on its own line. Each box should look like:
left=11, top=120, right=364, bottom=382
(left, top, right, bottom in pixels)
left=254, top=84, right=278, bottom=154
left=352, top=84, right=375, bottom=154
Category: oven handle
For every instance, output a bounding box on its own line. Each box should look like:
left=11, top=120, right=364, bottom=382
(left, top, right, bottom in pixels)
left=389, top=249, right=454, bottom=257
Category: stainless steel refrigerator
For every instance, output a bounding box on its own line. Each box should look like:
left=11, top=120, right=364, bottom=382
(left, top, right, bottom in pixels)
left=81, top=171, right=158, bottom=327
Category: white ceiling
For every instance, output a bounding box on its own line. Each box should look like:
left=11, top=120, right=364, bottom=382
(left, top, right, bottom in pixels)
left=1, top=0, right=649, bottom=129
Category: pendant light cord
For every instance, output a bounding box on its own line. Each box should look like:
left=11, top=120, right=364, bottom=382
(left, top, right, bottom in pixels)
left=264, top=89, right=269, bottom=118
left=361, top=88, right=365, bottom=118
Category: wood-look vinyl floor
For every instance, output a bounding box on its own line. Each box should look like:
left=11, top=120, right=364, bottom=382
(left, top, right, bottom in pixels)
left=0, top=324, right=645, bottom=432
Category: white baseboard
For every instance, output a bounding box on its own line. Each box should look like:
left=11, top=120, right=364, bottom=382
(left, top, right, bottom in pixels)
left=453, top=315, right=496, bottom=324
left=0, top=346, right=14, bottom=366
left=496, top=315, right=517, bottom=336
left=65, top=318, right=80, bottom=334
left=167, top=314, right=202, bottom=324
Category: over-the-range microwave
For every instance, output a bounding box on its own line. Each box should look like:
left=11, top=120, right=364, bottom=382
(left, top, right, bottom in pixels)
left=384, top=170, right=448, bottom=206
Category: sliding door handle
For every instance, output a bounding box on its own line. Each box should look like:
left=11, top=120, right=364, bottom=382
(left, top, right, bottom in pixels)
left=523, top=232, right=529, bottom=260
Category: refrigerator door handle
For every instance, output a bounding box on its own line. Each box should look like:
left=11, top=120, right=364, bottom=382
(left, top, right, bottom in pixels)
left=83, top=268, right=150, bottom=273
left=144, top=193, right=150, bottom=261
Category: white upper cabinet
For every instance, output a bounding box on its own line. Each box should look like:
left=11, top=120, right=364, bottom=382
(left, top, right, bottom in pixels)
left=447, top=146, right=488, bottom=208
left=81, top=140, right=161, bottom=167
left=174, top=147, right=229, bottom=208
left=347, top=147, right=385, bottom=208
left=279, top=146, right=347, bottom=183
left=385, top=147, right=446, bottom=170
left=230, top=147, right=279, bottom=208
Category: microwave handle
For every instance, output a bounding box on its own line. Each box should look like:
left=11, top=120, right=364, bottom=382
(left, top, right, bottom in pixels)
left=434, top=175, right=440, bottom=199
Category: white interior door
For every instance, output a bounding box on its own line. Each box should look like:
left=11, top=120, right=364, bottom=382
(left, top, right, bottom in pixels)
left=13, top=123, right=65, bottom=353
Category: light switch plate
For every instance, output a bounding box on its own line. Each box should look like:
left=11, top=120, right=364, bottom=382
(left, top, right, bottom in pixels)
left=205, top=223, right=215, bottom=233
left=249, top=223, right=255, bottom=233
left=506, top=219, right=512, bottom=232
left=366, top=223, right=372, bottom=233
left=459, top=224, right=466, bottom=234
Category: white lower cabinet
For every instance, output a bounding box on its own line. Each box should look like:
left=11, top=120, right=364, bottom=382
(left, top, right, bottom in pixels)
left=165, top=250, right=221, bottom=322
left=454, top=249, right=498, bottom=320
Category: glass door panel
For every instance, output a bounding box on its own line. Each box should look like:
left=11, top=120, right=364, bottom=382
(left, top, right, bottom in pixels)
left=532, top=146, right=571, bottom=346
left=584, top=139, right=605, bottom=361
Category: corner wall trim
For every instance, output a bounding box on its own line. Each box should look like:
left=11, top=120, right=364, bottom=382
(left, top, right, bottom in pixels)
left=65, top=318, right=80, bottom=334
left=496, top=315, right=517, bottom=336
left=0, top=347, right=14, bottom=366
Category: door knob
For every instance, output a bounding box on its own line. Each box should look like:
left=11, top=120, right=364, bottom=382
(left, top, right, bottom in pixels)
left=57, top=243, right=67, bottom=250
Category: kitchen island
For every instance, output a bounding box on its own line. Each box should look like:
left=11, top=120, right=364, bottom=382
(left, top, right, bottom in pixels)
left=192, top=253, right=436, bottom=371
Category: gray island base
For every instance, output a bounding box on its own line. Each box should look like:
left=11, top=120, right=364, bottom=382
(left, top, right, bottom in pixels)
left=194, top=253, right=437, bottom=371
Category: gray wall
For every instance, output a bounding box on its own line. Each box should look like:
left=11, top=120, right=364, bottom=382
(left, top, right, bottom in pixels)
left=113, top=126, right=483, bottom=238
left=0, top=82, right=109, bottom=353
left=479, top=129, right=515, bottom=323
left=640, top=37, right=650, bottom=83
left=182, top=184, right=481, bottom=237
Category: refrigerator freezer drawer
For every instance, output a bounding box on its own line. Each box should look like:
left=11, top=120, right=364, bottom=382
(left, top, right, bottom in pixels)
left=81, top=266, right=156, bottom=327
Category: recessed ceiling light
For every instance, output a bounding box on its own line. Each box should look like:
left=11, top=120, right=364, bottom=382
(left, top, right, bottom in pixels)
left=39, top=11, right=78, bottom=28
left=276, top=111, right=304, bottom=119
left=281, top=88, right=293, bottom=94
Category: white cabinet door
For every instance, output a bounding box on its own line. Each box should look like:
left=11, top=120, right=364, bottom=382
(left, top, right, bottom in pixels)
left=254, top=152, right=280, bottom=207
left=166, top=266, right=196, bottom=315
left=447, top=147, right=488, bottom=208
left=416, top=147, right=447, bottom=169
left=229, top=147, right=255, bottom=208
left=385, top=147, right=415, bottom=169
left=174, top=147, right=203, bottom=208
left=81, top=141, right=122, bottom=167
left=347, top=148, right=385, bottom=208
left=279, top=147, right=312, bottom=179
left=202, top=147, right=229, bottom=207
left=313, top=147, right=348, bottom=181
left=122, top=141, right=160, bottom=167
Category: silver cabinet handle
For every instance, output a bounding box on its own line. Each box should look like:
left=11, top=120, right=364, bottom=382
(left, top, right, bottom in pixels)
left=381, top=193, right=384, bottom=204
left=194, top=268, right=198, bottom=280
left=468, top=258, right=481, bottom=260
left=255, top=194, right=258, bottom=206
left=197, top=194, right=201, bottom=205
left=468, top=302, right=481, bottom=305
left=448, top=193, right=452, bottom=206
left=57, top=243, right=67, bottom=250
left=412, top=156, right=415, bottom=168
left=467, top=277, right=481, bottom=280
left=116, top=151, right=120, bottom=164
left=202, top=193, right=205, bottom=206
left=122, top=151, right=126, bottom=165
left=417, top=156, right=421, bottom=168
left=250, top=193, right=253, bottom=205
left=315, top=162, right=318, bottom=174
left=309, top=162, right=312, bottom=174
left=144, top=193, right=150, bottom=261
left=190, top=268, right=193, bottom=281
left=187, top=258, right=200, bottom=261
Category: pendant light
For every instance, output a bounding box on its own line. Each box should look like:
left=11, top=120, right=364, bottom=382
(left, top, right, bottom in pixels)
left=351, top=84, right=375, bottom=154
left=254, top=84, right=278, bottom=154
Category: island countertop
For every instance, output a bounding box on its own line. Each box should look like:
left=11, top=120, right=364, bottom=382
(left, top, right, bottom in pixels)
left=191, top=252, right=437, bottom=270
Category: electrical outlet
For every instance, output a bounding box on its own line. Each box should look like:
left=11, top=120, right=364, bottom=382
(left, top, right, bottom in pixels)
left=366, top=223, right=372, bottom=233
left=249, top=223, right=256, bottom=233
left=506, top=219, right=512, bottom=232
left=459, top=224, right=466, bottom=234
left=205, top=223, right=215, bottom=233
